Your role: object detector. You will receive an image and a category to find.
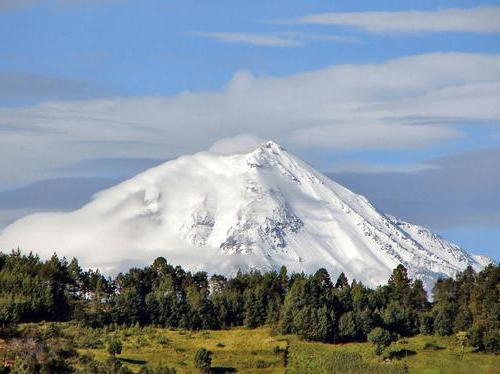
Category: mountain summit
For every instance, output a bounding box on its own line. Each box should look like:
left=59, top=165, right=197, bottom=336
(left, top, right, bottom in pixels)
left=0, top=141, right=492, bottom=290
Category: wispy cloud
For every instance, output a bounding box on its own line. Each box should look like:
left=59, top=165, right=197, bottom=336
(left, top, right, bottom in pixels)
left=194, top=30, right=357, bottom=47
left=327, top=160, right=437, bottom=174
left=331, top=148, right=500, bottom=231
left=0, top=72, right=113, bottom=104
left=277, top=31, right=357, bottom=43
left=1, top=52, right=499, bottom=185
left=295, top=6, right=500, bottom=34
left=193, top=32, right=302, bottom=47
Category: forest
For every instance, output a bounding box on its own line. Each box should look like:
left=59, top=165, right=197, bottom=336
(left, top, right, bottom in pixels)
left=0, top=250, right=498, bottom=372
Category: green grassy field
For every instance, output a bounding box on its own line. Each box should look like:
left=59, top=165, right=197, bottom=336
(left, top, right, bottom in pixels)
left=287, top=335, right=500, bottom=374
left=4, top=324, right=500, bottom=373
left=68, top=325, right=287, bottom=373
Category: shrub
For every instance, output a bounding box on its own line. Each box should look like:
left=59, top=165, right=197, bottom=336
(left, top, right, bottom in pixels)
left=367, top=327, right=393, bottom=356
left=194, top=348, right=212, bottom=372
left=157, top=336, right=170, bottom=346
left=483, top=329, right=500, bottom=354
left=74, top=329, right=104, bottom=349
left=255, top=360, right=270, bottom=368
left=80, top=357, right=133, bottom=374
left=108, top=339, right=123, bottom=357
left=139, top=365, right=177, bottom=374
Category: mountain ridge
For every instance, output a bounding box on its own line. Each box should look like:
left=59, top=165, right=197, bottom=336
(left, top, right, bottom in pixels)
left=0, top=141, right=493, bottom=291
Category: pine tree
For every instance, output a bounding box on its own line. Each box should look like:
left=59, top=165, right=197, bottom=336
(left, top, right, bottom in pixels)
left=335, top=272, right=349, bottom=289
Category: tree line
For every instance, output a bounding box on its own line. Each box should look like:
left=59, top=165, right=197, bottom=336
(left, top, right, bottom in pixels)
left=0, top=250, right=498, bottom=353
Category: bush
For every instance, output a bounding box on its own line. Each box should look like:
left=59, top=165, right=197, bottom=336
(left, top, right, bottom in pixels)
left=367, top=327, right=393, bottom=356
left=108, top=339, right=123, bottom=357
left=139, top=365, right=177, bottom=374
left=483, top=329, right=500, bottom=354
left=157, top=336, right=170, bottom=345
left=194, top=348, right=212, bottom=372
left=255, top=360, right=270, bottom=368
left=469, top=325, right=499, bottom=353
left=80, top=357, right=133, bottom=374
left=74, top=329, right=105, bottom=349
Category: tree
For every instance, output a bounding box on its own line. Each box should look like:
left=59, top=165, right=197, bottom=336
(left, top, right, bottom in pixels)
left=433, top=307, right=454, bottom=336
left=388, top=264, right=411, bottom=303
left=367, top=327, right=393, bottom=357
left=454, top=307, right=472, bottom=332
left=338, top=311, right=357, bottom=341
left=194, top=348, right=212, bottom=372
left=335, top=272, right=349, bottom=289
left=419, top=312, right=434, bottom=335
left=294, top=305, right=334, bottom=342
left=108, top=339, right=123, bottom=357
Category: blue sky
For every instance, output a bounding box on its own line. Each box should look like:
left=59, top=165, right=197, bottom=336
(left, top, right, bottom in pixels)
left=0, top=0, right=500, bottom=259
left=2, top=0, right=500, bottom=97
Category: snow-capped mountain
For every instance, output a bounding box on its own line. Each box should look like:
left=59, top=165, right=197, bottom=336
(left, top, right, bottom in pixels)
left=0, top=141, right=492, bottom=291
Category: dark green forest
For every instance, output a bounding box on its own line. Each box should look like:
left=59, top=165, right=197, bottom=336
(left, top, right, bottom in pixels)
left=0, top=250, right=498, bottom=354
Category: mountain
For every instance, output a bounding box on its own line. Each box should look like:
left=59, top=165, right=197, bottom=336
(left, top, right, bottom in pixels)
left=0, top=141, right=492, bottom=291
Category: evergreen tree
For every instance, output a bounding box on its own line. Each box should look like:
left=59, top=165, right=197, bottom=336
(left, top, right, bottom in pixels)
left=338, top=311, right=358, bottom=341
left=335, top=272, right=349, bottom=289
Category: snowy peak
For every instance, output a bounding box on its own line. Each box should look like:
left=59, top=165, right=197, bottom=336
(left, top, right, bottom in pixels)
left=0, top=141, right=493, bottom=290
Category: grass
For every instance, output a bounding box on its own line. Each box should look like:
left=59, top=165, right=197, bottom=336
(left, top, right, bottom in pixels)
left=68, top=325, right=287, bottom=373
left=287, top=334, right=500, bottom=374
left=3, top=324, right=499, bottom=373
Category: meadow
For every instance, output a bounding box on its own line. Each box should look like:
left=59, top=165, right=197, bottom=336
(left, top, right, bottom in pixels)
left=4, top=323, right=497, bottom=373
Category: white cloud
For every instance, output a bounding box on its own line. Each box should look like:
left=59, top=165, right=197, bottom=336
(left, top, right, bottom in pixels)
left=193, top=32, right=302, bottom=47
left=288, top=123, right=461, bottom=150
left=277, top=31, right=357, bottom=43
left=327, top=160, right=437, bottom=174
left=1, top=52, right=500, bottom=186
left=296, top=6, right=500, bottom=34
left=194, top=31, right=357, bottom=47
left=209, top=135, right=265, bottom=155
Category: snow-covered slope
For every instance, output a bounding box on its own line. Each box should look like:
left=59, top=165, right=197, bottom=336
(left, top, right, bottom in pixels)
left=0, top=141, right=493, bottom=291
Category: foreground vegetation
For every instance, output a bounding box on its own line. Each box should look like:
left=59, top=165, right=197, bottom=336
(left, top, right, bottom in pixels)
left=1, top=323, right=499, bottom=373
left=0, top=250, right=498, bottom=372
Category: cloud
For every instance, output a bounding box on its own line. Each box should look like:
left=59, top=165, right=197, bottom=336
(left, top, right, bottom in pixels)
left=193, top=31, right=357, bottom=47
left=330, top=148, right=500, bottom=230
left=209, top=135, right=265, bottom=155
left=0, top=52, right=500, bottom=185
left=276, top=31, right=357, bottom=43
left=327, top=160, right=437, bottom=174
left=0, top=177, right=118, bottom=210
left=288, top=123, right=461, bottom=150
left=55, top=157, right=166, bottom=178
left=0, top=72, right=112, bottom=104
left=296, top=6, right=500, bottom=34
left=193, top=32, right=302, bottom=47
